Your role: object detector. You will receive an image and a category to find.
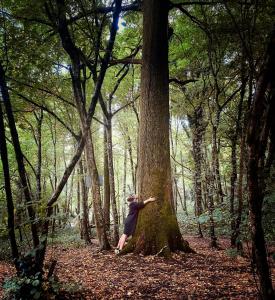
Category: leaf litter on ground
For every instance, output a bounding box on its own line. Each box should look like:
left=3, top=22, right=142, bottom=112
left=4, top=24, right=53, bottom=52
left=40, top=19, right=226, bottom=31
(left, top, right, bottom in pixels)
left=0, top=235, right=274, bottom=299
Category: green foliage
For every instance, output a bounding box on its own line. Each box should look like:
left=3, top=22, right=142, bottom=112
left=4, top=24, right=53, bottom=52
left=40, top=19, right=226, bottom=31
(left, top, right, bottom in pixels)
left=3, top=272, right=44, bottom=300
left=48, top=226, right=85, bottom=248
left=3, top=273, right=62, bottom=300
left=225, top=248, right=239, bottom=258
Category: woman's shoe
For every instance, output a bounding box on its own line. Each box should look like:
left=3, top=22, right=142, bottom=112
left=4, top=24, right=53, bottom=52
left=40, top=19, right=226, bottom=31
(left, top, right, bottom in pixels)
left=114, top=248, right=120, bottom=255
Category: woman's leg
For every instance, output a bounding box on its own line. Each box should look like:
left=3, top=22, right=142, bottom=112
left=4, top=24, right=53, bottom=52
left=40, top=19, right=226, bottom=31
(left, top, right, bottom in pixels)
left=117, top=234, right=128, bottom=250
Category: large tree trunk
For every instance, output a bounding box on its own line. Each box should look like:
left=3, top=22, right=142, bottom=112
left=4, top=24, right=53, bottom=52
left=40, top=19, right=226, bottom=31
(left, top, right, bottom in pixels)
left=124, top=0, right=193, bottom=256
left=246, top=28, right=275, bottom=300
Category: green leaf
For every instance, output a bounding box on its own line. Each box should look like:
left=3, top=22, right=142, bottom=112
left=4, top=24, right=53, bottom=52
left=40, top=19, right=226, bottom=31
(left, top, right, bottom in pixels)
left=198, top=215, right=210, bottom=224
left=32, top=279, right=40, bottom=287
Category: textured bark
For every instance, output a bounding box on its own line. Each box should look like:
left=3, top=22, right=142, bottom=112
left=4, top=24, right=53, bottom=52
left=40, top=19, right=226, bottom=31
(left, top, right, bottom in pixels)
left=127, top=129, right=136, bottom=192
left=34, top=109, right=43, bottom=202
left=86, top=130, right=110, bottom=248
left=211, top=112, right=224, bottom=203
left=246, top=28, right=275, bottom=300
left=122, top=140, right=128, bottom=222
left=103, top=127, right=111, bottom=230
left=105, top=118, right=119, bottom=244
left=204, top=146, right=218, bottom=248
left=180, top=153, right=188, bottom=214
left=79, top=159, right=91, bottom=244
left=230, top=68, right=245, bottom=247
left=189, top=107, right=205, bottom=237
left=231, top=131, right=245, bottom=249
left=0, top=95, right=19, bottom=262
left=123, top=0, right=193, bottom=256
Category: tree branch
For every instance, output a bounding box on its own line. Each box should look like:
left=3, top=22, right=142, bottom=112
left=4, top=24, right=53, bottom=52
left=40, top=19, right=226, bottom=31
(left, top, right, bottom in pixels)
left=169, top=78, right=198, bottom=86
left=10, top=89, right=79, bottom=140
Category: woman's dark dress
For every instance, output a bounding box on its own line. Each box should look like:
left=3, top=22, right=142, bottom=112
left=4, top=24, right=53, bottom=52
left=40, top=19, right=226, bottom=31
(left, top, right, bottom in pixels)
left=123, top=201, right=145, bottom=236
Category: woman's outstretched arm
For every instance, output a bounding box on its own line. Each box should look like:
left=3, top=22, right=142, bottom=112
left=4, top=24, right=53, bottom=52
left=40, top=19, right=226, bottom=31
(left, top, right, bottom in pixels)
left=143, top=197, right=156, bottom=205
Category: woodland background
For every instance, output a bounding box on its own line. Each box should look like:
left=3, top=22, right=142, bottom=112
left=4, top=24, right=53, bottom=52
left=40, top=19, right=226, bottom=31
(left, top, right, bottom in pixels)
left=0, top=0, right=274, bottom=299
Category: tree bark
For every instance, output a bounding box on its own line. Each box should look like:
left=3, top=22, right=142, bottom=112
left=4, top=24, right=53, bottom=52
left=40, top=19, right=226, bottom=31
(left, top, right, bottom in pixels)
left=79, top=158, right=91, bottom=244
left=212, top=111, right=224, bottom=203
left=246, top=28, right=275, bottom=300
left=189, top=107, right=205, bottom=237
left=122, top=140, right=128, bottom=222
left=180, top=152, right=188, bottom=214
left=103, top=127, right=111, bottom=230
left=34, top=109, right=43, bottom=203
left=230, top=66, right=245, bottom=247
left=123, top=0, right=193, bottom=256
left=0, top=63, right=39, bottom=249
left=0, top=95, right=19, bottom=262
left=105, top=117, right=119, bottom=244
left=127, top=129, right=136, bottom=192
left=204, top=145, right=218, bottom=248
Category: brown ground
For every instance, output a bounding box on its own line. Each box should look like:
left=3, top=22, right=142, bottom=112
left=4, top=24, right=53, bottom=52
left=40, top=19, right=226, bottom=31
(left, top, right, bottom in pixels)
left=1, top=236, right=274, bottom=299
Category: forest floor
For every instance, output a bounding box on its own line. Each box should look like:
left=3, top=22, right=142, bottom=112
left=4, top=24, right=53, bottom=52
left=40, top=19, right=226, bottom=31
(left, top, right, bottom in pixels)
left=0, top=235, right=274, bottom=299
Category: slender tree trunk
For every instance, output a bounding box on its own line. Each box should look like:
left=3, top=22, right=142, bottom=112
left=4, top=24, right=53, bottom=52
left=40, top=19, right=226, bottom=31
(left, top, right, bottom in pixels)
left=123, top=0, right=193, bottom=256
left=212, top=112, right=223, bottom=203
left=0, top=99, right=19, bottom=262
left=230, top=67, right=245, bottom=247
left=125, top=126, right=136, bottom=192
left=86, top=130, right=110, bottom=249
left=79, top=159, right=91, bottom=244
left=122, top=140, right=127, bottom=222
left=204, top=146, right=218, bottom=248
left=103, top=127, right=110, bottom=230
left=180, top=153, right=188, bottom=214
left=76, top=166, right=83, bottom=238
left=231, top=130, right=245, bottom=249
left=189, top=107, right=204, bottom=237
left=0, top=63, right=39, bottom=249
left=34, top=109, right=43, bottom=203
left=105, top=117, right=119, bottom=244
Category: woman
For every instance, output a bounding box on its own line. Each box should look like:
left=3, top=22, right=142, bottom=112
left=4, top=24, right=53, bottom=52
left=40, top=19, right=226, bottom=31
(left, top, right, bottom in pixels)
left=115, top=194, right=156, bottom=254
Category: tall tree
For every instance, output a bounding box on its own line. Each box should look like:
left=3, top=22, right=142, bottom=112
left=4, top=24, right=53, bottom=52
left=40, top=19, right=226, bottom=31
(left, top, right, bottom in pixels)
left=246, top=27, right=275, bottom=300
left=0, top=63, right=40, bottom=249
left=123, top=0, right=193, bottom=256
left=0, top=78, right=19, bottom=262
